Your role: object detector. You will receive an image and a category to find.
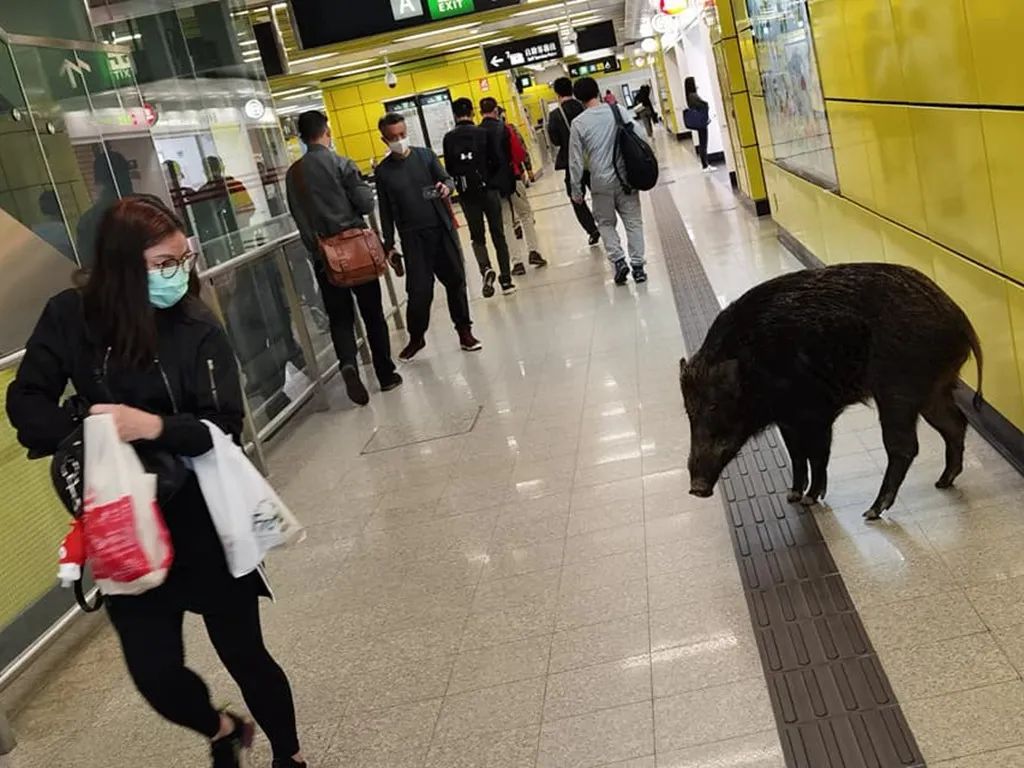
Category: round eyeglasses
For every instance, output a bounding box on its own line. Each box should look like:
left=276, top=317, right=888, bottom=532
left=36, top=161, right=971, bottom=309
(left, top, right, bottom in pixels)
left=152, top=252, right=196, bottom=279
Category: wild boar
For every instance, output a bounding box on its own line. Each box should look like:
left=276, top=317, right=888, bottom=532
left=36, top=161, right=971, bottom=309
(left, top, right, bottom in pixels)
left=679, top=263, right=982, bottom=520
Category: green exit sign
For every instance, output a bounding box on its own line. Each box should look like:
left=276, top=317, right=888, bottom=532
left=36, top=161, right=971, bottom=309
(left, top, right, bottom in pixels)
left=428, top=0, right=476, bottom=20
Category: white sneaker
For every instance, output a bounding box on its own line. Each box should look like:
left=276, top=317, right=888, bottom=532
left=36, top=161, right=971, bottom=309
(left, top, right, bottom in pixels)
left=702, top=166, right=715, bottom=174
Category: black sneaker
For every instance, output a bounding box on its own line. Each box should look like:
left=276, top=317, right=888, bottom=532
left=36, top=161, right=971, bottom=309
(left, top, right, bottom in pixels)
left=399, top=337, right=426, bottom=361
left=511, top=262, right=526, bottom=277
left=588, top=231, right=601, bottom=246
left=613, top=260, right=630, bottom=285
left=501, top=280, right=517, bottom=296
left=210, top=712, right=254, bottom=768
left=380, top=373, right=403, bottom=392
left=458, top=327, right=482, bottom=351
left=482, top=269, right=497, bottom=298
left=272, top=760, right=307, bottom=768
left=341, top=365, right=369, bottom=406
left=633, top=267, right=648, bottom=284
left=528, top=251, right=548, bottom=268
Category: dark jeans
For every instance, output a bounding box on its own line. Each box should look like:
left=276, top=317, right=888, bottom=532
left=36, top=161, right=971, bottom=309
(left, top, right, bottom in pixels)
left=402, top=226, right=472, bottom=338
left=564, top=170, right=598, bottom=236
left=461, top=189, right=511, bottom=281
left=316, top=267, right=397, bottom=384
left=696, top=127, right=709, bottom=168
left=109, top=591, right=300, bottom=759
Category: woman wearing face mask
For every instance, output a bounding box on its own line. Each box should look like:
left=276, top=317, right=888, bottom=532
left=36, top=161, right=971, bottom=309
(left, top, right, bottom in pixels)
left=6, top=196, right=306, bottom=768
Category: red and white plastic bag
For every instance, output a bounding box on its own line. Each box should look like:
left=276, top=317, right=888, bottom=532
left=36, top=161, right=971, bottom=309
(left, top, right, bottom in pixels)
left=79, top=413, right=173, bottom=595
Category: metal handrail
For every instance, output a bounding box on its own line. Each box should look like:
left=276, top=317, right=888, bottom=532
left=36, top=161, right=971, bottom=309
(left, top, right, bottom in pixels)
left=199, top=231, right=301, bottom=281
left=0, top=349, right=26, bottom=372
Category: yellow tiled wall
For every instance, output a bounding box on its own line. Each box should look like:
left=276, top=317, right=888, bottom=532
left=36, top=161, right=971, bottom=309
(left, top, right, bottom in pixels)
left=323, top=52, right=529, bottom=175
left=756, top=0, right=1024, bottom=430
left=709, top=0, right=769, bottom=205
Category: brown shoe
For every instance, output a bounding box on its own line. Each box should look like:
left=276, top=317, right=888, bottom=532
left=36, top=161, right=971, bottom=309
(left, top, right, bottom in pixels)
left=399, top=337, right=426, bottom=361
left=458, top=328, right=482, bottom=352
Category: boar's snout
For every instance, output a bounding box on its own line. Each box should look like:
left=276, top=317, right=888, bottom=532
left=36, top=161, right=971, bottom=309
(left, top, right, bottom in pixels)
left=689, top=479, right=715, bottom=498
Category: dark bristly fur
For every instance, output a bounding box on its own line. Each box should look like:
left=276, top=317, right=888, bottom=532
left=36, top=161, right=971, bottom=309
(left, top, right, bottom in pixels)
left=679, top=263, right=983, bottom=521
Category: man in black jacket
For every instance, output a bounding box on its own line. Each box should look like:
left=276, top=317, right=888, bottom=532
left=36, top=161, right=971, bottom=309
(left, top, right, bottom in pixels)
left=547, top=77, right=601, bottom=245
left=376, top=112, right=481, bottom=360
left=479, top=98, right=546, bottom=276
left=285, top=110, right=401, bottom=406
left=443, top=98, right=514, bottom=298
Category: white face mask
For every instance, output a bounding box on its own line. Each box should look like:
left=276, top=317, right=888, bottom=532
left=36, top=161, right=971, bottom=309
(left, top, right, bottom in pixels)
left=389, top=137, right=411, bottom=155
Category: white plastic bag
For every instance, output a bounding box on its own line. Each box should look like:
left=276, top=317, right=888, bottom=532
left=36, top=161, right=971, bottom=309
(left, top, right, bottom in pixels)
left=82, top=413, right=172, bottom=595
left=189, top=422, right=304, bottom=577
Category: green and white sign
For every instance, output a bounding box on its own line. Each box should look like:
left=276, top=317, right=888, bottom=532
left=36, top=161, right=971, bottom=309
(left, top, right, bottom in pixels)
left=427, top=0, right=476, bottom=19
left=40, top=48, right=137, bottom=101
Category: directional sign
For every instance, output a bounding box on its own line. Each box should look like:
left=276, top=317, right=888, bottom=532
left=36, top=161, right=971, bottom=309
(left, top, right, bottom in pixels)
left=484, top=33, right=562, bottom=73
left=40, top=48, right=137, bottom=101
left=568, top=56, right=622, bottom=78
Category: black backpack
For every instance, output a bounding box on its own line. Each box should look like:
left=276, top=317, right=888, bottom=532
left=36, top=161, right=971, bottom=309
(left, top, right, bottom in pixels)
left=444, top=127, right=487, bottom=196
left=610, top=105, right=659, bottom=193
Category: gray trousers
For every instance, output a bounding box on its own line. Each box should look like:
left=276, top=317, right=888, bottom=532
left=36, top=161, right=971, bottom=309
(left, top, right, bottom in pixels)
left=591, top=187, right=645, bottom=268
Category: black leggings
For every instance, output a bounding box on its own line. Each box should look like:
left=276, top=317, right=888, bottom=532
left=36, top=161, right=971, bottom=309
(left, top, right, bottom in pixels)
left=109, top=592, right=300, bottom=759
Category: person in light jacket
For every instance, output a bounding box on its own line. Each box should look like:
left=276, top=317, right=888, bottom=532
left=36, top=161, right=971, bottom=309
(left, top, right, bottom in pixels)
left=6, top=196, right=306, bottom=768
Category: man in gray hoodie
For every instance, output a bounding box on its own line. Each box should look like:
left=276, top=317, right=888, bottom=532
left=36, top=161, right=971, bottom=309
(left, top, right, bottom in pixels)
left=568, top=77, right=648, bottom=286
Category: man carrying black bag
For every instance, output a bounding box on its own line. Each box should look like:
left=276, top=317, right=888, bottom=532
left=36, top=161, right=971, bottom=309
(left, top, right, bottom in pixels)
left=547, top=77, right=601, bottom=247
left=285, top=110, right=402, bottom=406
left=443, top=98, right=515, bottom=298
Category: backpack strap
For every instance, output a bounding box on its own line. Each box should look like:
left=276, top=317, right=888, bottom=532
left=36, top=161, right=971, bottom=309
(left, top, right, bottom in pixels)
left=609, top=105, right=633, bottom=195
left=75, top=579, right=103, bottom=613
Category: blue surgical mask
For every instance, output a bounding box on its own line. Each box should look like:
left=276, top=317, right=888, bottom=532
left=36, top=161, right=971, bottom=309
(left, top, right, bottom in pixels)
left=148, top=268, right=189, bottom=309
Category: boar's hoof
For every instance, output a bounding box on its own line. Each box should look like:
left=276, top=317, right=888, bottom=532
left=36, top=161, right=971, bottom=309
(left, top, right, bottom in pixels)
left=862, top=508, right=882, bottom=521
left=799, top=495, right=819, bottom=508
left=786, top=490, right=804, bottom=504
left=935, top=471, right=959, bottom=490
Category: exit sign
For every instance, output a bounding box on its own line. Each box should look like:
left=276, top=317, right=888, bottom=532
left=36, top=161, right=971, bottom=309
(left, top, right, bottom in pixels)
left=428, top=0, right=476, bottom=19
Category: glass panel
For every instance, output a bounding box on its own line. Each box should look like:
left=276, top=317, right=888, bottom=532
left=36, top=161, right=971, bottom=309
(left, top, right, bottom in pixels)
left=0, top=40, right=80, bottom=354
left=747, top=0, right=838, bottom=187
left=0, top=0, right=95, bottom=42
left=207, top=251, right=307, bottom=431
left=92, top=1, right=296, bottom=267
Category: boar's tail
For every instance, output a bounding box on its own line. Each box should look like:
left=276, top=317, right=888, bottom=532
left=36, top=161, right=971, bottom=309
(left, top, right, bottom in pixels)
left=967, top=323, right=984, bottom=411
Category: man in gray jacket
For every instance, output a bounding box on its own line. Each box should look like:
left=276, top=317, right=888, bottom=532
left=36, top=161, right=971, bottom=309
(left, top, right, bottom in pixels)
left=286, top=110, right=401, bottom=406
left=569, top=77, right=648, bottom=286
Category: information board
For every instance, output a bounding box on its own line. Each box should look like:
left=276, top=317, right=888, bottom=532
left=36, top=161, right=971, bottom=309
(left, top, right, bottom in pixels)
left=568, top=56, right=622, bottom=78
left=382, top=95, right=428, bottom=149
left=291, top=0, right=521, bottom=49
left=483, top=33, right=562, bottom=73
left=418, top=90, right=457, bottom=153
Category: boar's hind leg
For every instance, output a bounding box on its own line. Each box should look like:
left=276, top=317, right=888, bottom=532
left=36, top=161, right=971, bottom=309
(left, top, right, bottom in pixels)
left=864, top=398, right=920, bottom=521
left=922, top=389, right=968, bottom=489
left=779, top=424, right=809, bottom=503
left=804, top=423, right=833, bottom=505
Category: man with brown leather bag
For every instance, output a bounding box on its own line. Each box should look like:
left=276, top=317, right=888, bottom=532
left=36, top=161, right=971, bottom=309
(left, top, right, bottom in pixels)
left=286, top=110, right=402, bottom=406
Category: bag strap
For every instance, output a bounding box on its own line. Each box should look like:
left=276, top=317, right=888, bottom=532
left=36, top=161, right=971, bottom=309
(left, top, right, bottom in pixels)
left=75, top=579, right=103, bottom=613
left=609, top=105, right=633, bottom=195
left=292, top=158, right=323, bottom=239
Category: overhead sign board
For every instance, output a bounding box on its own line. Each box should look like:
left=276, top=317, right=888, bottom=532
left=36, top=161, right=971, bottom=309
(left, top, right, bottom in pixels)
left=291, top=0, right=521, bottom=48
left=484, top=33, right=563, bottom=73
left=568, top=56, right=622, bottom=78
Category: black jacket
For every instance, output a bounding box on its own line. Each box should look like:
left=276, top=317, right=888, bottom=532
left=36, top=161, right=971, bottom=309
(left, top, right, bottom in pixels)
left=442, top=120, right=491, bottom=198
left=547, top=99, right=584, bottom=171
left=479, top=116, right=515, bottom=196
left=6, top=289, right=258, bottom=607
left=375, top=146, right=456, bottom=253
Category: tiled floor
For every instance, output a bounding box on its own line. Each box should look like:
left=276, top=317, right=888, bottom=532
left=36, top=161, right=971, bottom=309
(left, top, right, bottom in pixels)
left=4, top=134, right=1024, bottom=768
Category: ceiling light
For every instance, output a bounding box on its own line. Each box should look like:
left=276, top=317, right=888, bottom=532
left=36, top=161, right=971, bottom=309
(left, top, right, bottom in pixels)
left=440, top=37, right=513, bottom=53
left=393, top=21, right=480, bottom=42
left=290, top=52, right=354, bottom=66
left=311, top=61, right=391, bottom=78
left=280, top=90, right=322, bottom=100
left=274, top=86, right=319, bottom=97
left=641, top=37, right=658, bottom=53
left=511, top=0, right=587, bottom=17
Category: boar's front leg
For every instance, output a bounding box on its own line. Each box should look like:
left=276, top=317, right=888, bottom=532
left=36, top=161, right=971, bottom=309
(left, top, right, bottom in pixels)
left=864, top=395, right=921, bottom=520
left=779, top=423, right=809, bottom=503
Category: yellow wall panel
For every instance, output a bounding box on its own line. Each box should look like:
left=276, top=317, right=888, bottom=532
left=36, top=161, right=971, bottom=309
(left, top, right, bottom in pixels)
left=733, top=91, right=757, bottom=147
left=335, top=105, right=369, bottom=136
left=982, top=110, right=1024, bottom=284
left=842, top=0, right=905, bottom=101
left=910, top=107, right=1001, bottom=271
left=932, top=253, right=1023, bottom=426
left=464, top=58, right=488, bottom=80
left=789, top=173, right=827, bottom=258
left=329, top=86, right=362, bottom=110
left=722, top=38, right=746, bottom=94
left=413, top=62, right=468, bottom=93
left=344, top=132, right=377, bottom=166
left=841, top=197, right=886, bottom=262
left=827, top=101, right=875, bottom=210
left=880, top=218, right=936, bottom=280
left=717, top=0, right=737, bottom=38
left=743, top=145, right=767, bottom=200
left=731, top=0, right=750, bottom=28
left=363, top=104, right=385, bottom=133
left=890, top=0, right=977, bottom=105
left=965, top=2, right=1024, bottom=106
left=358, top=79, right=408, bottom=104
left=808, top=0, right=854, bottom=100
left=739, top=29, right=762, bottom=96
left=750, top=96, right=774, bottom=161
left=865, top=104, right=926, bottom=234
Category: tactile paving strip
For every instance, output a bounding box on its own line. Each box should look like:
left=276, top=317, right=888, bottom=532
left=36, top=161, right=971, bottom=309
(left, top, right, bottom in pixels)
left=651, top=186, right=926, bottom=767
